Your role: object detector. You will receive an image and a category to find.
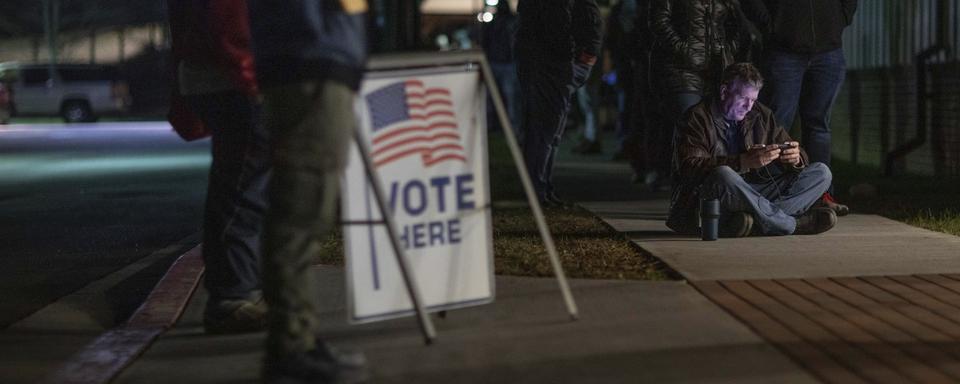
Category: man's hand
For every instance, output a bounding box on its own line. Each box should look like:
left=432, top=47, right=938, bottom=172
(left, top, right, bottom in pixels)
left=741, top=144, right=781, bottom=170
left=778, top=141, right=802, bottom=166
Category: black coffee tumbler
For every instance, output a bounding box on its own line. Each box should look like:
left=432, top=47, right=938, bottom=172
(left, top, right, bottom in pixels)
left=700, top=198, right=719, bottom=241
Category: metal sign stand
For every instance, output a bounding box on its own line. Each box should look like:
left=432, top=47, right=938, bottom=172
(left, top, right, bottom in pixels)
left=474, top=55, right=579, bottom=320
left=351, top=129, right=437, bottom=345
left=351, top=51, right=579, bottom=345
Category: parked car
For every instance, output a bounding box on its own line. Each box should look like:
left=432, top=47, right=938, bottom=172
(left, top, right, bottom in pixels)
left=0, top=62, right=131, bottom=123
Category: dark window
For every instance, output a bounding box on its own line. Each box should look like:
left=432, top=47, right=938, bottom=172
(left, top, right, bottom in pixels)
left=58, top=67, right=118, bottom=82
left=21, top=68, right=50, bottom=85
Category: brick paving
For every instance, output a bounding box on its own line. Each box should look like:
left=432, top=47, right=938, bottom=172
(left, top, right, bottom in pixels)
left=695, top=275, right=960, bottom=384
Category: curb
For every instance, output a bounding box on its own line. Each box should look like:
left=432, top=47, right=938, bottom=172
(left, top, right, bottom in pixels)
left=40, top=245, right=204, bottom=384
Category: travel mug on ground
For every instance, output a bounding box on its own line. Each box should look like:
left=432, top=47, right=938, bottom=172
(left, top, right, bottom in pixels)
left=700, top=198, right=719, bottom=241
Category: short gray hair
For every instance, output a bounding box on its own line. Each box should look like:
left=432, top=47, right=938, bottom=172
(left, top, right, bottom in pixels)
left=720, top=62, right=764, bottom=91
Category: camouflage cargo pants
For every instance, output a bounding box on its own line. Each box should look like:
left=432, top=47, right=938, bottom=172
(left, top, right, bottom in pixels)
left=261, top=80, right=354, bottom=360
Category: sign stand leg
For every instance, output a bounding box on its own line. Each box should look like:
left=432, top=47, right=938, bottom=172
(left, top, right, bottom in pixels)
left=351, top=127, right=438, bottom=344
left=477, top=57, right=580, bottom=320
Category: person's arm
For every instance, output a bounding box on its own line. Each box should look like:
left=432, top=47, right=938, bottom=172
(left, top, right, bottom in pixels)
left=739, top=0, right=771, bottom=36
left=649, top=0, right=685, bottom=60
left=572, top=0, right=602, bottom=66
left=206, top=0, right=259, bottom=96
left=840, top=0, right=858, bottom=26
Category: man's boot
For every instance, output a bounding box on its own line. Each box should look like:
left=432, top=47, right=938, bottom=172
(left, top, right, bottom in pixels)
left=794, top=207, right=838, bottom=235
left=819, top=192, right=850, bottom=216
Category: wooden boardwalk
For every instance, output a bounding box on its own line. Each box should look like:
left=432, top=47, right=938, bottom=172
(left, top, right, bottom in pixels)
left=695, top=275, right=960, bottom=383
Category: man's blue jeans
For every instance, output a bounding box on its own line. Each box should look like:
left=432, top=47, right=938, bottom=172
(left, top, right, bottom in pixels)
left=489, top=62, right=520, bottom=136
left=700, top=163, right=832, bottom=235
left=761, top=48, right=846, bottom=172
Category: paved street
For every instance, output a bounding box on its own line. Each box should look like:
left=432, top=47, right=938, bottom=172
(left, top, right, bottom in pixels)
left=0, top=122, right=208, bottom=328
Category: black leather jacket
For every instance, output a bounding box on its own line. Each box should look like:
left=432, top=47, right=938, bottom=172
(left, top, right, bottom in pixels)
left=744, top=0, right=858, bottom=54
left=516, top=0, right=603, bottom=62
left=650, top=0, right=747, bottom=94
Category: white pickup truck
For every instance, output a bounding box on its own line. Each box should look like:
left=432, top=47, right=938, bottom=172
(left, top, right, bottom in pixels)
left=0, top=62, right=132, bottom=123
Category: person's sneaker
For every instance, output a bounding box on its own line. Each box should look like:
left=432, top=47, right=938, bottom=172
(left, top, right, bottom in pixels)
left=794, top=207, right=838, bottom=235
left=720, top=212, right=754, bottom=238
left=203, top=295, right=267, bottom=335
left=546, top=192, right=574, bottom=208
left=263, top=341, right=369, bottom=384
left=819, top=192, right=850, bottom=216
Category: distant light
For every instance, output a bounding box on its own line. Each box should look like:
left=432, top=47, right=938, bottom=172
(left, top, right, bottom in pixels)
left=478, top=11, right=494, bottom=23
left=485, top=0, right=499, bottom=6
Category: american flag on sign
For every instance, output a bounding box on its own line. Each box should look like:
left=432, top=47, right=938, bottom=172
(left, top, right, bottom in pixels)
left=365, top=80, right=467, bottom=168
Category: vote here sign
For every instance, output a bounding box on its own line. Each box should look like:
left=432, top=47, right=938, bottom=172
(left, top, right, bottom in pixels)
left=342, top=65, right=494, bottom=323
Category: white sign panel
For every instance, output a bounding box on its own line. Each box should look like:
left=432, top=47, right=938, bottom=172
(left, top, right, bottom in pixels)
left=342, top=65, right=494, bottom=323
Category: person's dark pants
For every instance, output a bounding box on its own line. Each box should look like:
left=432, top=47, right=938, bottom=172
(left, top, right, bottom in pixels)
left=761, top=48, right=846, bottom=193
left=649, top=91, right=702, bottom=182
left=261, top=80, right=354, bottom=359
left=518, top=56, right=590, bottom=200
left=488, top=61, right=521, bottom=135
left=187, top=91, right=271, bottom=303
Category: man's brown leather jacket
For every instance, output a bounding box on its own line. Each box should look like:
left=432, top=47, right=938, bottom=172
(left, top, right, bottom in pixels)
left=666, top=99, right=808, bottom=234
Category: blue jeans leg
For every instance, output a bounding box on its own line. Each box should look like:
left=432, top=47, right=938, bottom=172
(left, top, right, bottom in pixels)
left=761, top=50, right=804, bottom=131
left=799, top=49, right=846, bottom=168
left=187, top=91, right=271, bottom=302
left=702, top=166, right=796, bottom=235
left=490, top=62, right=520, bottom=134
left=770, top=162, right=832, bottom=216
left=702, top=164, right=831, bottom=235
left=762, top=49, right=846, bottom=193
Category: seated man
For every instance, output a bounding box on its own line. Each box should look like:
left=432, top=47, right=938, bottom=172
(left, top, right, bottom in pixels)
left=666, top=62, right=838, bottom=237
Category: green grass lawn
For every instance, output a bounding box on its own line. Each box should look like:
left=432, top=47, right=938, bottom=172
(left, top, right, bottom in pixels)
left=830, top=159, right=960, bottom=236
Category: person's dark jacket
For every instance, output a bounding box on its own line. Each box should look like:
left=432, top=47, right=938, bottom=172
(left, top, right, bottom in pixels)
left=748, top=0, right=858, bottom=54
left=167, top=0, right=258, bottom=140
left=650, top=0, right=747, bottom=94
left=168, top=0, right=259, bottom=96
left=667, top=99, right=809, bottom=234
left=516, top=0, right=602, bottom=64
left=247, top=0, right=368, bottom=90
left=481, top=2, right=518, bottom=64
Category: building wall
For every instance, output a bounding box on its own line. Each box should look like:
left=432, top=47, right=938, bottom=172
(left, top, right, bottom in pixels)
left=0, top=23, right=166, bottom=64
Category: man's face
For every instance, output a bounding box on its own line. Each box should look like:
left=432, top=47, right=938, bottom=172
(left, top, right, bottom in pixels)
left=719, top=81, right=760, bottom=122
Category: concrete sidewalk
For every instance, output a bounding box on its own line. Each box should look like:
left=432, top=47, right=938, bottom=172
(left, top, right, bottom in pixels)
left=25, top=136, right=960, bottom=383
left=582, top=200, right=960, bottom=280
left=114, top=268, right=814, bottom=384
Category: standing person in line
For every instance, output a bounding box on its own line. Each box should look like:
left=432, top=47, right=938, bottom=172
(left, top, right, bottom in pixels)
left=247, top=0, right=369, bottom=382
left=647, top=0, right=749, bottom=191
left=605, top=0, right=638, bottom=160
left=516, top=0, right=602, bottom=207
left=748, top=0, right=858, bottom=216
left=571, top=85, right=600, bottom=154
left=167, top=0, right=270, bottom=335
left=481, top=0, right=520, bottom=136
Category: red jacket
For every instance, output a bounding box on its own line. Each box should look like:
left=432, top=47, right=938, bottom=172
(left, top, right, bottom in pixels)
left=167, top=0, right=258, bottom=140
left=168, top=0, right=258, bottom=95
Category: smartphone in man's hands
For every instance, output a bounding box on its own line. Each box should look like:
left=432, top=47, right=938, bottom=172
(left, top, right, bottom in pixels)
left=775, top=143, right=794, bottom=150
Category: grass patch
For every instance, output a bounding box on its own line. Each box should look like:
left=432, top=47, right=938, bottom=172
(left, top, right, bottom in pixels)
left=313, top=132, right=676, bottom=281
left=831, top=159, right=960, bottom=236
left=491, top=204, right=673, bottom=280
left=316, top=203, right=673, bottom=281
